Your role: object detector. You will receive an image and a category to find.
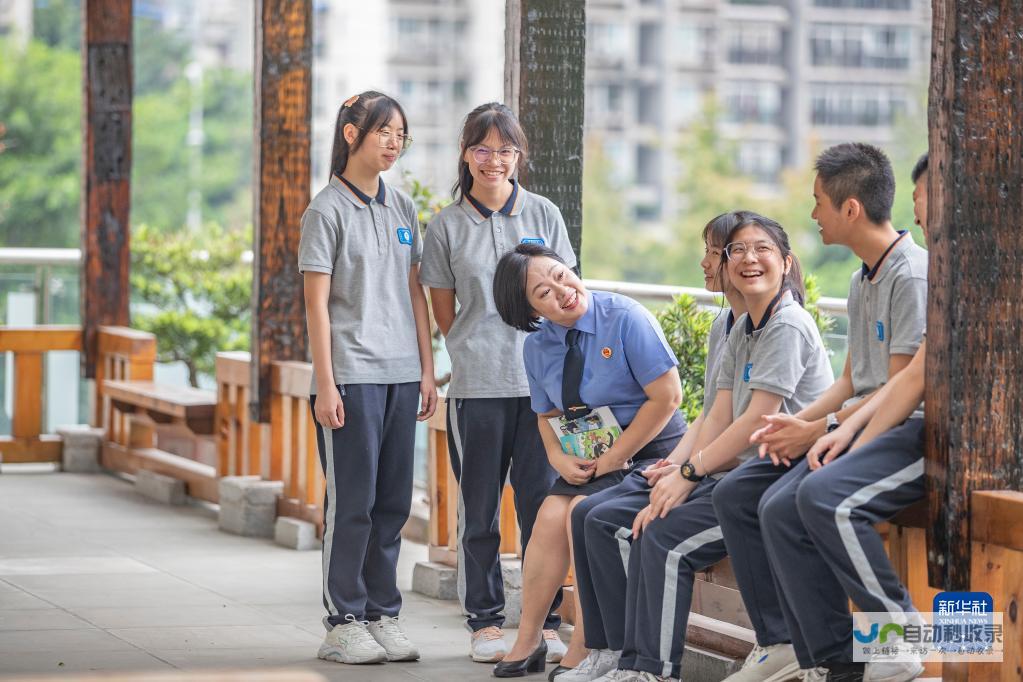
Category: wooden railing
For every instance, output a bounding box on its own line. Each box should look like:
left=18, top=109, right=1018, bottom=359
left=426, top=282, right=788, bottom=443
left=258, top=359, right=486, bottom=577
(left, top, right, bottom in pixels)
left=427, top=398, right=522, bottom=565
left=94, top=325, right=156, bottom=437
left=0, top=325, right=82, bottom=463
left=270, top=360, right=325, bottom=533
left=215, top=351, right=265, bottom=478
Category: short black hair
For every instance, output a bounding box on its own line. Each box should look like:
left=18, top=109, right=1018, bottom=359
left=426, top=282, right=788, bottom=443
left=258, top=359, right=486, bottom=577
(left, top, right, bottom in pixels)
left=911, top=152, right=929, bottom=184
left=814, top=142, right=895, bottom=224
left=493, top=243, right=567, bottom=332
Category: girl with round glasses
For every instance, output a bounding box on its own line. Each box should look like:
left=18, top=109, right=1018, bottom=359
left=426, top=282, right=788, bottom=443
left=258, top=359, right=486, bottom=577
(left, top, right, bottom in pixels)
left=419, top=102, right=577, bottom=666
left=298, top=91, right=437, bottom=667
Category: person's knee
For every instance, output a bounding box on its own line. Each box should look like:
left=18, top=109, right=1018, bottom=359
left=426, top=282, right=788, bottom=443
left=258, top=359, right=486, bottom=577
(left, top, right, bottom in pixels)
left=759, top=487, right=800, bottom=534
left=795, top=472, right=837, bottom=524
left=712, top=473, right=741, bottom=521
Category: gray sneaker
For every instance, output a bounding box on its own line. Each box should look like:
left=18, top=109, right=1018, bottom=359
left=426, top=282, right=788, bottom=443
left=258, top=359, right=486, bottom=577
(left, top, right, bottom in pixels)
left=555, top=649, right=621, bottom=682
left=366, top=616, right=419, bottom=662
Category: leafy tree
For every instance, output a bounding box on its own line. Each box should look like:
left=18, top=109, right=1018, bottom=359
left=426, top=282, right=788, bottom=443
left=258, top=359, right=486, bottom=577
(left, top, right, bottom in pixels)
left=0, top=38, right=81, bottom=247
left=130, top=223, right=252, bottom=387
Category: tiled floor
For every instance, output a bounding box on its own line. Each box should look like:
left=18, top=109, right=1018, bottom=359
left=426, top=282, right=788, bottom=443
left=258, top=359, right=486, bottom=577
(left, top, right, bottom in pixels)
left=0, top=471, right=496, bottom=680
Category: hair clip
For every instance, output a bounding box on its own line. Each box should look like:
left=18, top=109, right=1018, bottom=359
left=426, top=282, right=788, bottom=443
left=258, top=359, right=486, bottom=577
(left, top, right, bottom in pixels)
left=343, top=94, right=359, bottom=108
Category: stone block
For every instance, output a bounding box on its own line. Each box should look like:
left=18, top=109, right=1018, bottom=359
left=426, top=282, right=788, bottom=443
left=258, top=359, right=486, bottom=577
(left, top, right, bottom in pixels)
left=501, top=558, right=522, bottom=627
left=218, top=476, right=283, bottom=538
left=411, top=561, right=458, bottom=600
left=274, top=517, right=320, bottom=551
left=56, top=425, right=104, bottom=473
left=135, top=469, right=187, bottom=505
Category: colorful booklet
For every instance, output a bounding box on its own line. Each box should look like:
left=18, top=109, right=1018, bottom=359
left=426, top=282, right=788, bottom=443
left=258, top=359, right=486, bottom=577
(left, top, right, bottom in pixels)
left=547, top=406, right=622, bottom=460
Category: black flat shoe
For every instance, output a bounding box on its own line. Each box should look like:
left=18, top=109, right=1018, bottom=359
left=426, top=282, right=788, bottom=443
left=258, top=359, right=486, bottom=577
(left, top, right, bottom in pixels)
left=493, top=641, right=547, bottom=677
left=547, top=664, right=571, bottom=681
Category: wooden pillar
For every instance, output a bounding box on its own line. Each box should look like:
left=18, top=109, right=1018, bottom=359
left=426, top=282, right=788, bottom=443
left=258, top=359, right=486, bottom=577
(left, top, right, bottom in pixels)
left=81, top=0, right=133, bottom=379
left=925, top=0, right=1023, bottom=590
left=251, top=0, right=312, bottom=422
left=504, top=0, right=586, bottom=267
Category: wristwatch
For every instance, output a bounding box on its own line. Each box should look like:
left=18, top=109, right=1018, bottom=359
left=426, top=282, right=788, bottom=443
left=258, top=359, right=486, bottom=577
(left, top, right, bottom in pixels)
left=680, top=461, right=706, bottom=482
left=826, top=412, right=840, bottom=433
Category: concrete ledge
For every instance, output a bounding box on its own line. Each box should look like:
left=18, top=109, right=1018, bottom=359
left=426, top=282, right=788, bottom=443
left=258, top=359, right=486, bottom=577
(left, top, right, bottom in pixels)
left=135, top=469, right=187, bottom=505
left=218, top=476, right=283, bottom=538
left=501, top=559, right=522, bottom=628
left=274, top=517, right=320, bottom=550
left=56, top=425, right=104, bottom=473
left=681, top=644, right=741, bottom=681
left=412, top=561, right=457, bottom=600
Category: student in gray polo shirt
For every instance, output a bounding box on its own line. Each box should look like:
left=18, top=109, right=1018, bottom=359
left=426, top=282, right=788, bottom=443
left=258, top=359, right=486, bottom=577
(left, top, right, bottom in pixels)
left=588, top=215, right=832, bottom=682
left=299, top=92, right=437, bottom=667
left=715, top=143, right=928, bottom=682
left=419, top=102, right=576, bottom=664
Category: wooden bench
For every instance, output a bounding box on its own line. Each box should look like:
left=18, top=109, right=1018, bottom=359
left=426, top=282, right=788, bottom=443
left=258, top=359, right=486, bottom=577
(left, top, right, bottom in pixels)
left=100, top=378, right=219, bottom=502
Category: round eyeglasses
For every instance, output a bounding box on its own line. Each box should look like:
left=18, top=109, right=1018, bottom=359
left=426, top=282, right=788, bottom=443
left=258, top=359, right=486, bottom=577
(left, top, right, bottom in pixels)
left=470, top=146, right=520, bottom=165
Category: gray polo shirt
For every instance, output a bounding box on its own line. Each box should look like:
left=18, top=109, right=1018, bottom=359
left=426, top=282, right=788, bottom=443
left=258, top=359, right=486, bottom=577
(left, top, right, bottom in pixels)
left=845, top=231, right=928, bottom=409
left=298, top=176, right=423, bottom=393
left=717, top=294, right=834, bottom=461
left=419, top=182, right=577, bottom=398
left=702, top=309, right=734, bottom=414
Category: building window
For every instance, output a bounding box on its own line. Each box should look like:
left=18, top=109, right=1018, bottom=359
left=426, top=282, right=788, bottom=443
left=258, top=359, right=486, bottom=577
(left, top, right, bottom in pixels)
left=810, top=83, right=908, bottom=126
left=637, top=23, right=661, bottom=67
left=810, top=23, right=911, bottom=70
left=675, top=22, right=714, bottom=68
left=588, top=22, right=627, bottom=63
left=736, top=141, right=782, bottom=183
left=726, top=22, right=784, bottom=66
left=673, top=83, right=700, bottom=125
left=721, top=81, right=783, bottom=125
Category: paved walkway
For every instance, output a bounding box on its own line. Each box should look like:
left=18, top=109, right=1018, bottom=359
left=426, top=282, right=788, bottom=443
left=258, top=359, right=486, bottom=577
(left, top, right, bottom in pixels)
left=0, top=471, right=514, bottom=681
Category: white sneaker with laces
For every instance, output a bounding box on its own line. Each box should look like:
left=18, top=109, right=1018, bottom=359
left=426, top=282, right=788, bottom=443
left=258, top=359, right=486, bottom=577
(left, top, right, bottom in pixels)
left=556, top=649, right=622, bottom=682
left=471, top=625, right=508, bottom=662
left=366, top=616, right=419, bottom=662
left=318, top=618, right=388, bottom=664
left=544, top=629, right=568, bottom=663
left=633, top=672, right=680, bottom=682
left=590, top=670, right=629, bottom=682
left=723, top=643, right=801, bottom=682
left=864, top=659, right=924, bottom=682
left=800, top=668, right=829, bottom=682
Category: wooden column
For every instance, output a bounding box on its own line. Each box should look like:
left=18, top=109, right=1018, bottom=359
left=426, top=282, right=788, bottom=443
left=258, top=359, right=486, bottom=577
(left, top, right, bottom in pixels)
left=925, top=0, right=1023, bottom=590
left=81, top=0, right=133, bottom=378
left=504, top=0, right=586, bottom=267
left=251, top=0, right=312, bottom=422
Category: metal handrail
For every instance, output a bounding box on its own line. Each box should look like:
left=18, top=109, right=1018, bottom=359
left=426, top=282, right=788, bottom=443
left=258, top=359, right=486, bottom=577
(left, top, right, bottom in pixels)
left=584, top=278, right=848, bottom=316
left=0, top=248, right=848, bottom=317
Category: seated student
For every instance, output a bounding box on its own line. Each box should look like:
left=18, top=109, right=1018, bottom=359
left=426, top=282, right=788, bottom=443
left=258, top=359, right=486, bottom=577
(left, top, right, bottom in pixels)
left=759, top=151, right=932, bottom=682
left=491, top=243, right=688, bottom=678
left=717, top=144, right=928, bottom=682
left=548, top=210, right=752, bottom=682
left=582, top=214, right=834, bottom=682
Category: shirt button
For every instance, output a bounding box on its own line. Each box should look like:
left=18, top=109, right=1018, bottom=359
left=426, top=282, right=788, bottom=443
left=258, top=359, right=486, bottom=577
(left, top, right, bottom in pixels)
left=496, top=227, right=503, bottom=233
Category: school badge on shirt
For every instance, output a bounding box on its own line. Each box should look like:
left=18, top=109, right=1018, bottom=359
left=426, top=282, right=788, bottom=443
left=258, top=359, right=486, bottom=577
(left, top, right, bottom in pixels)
left=396, top=227, right=413, bottom=245
left=743, top=363, right=753, bottom=382
left=601, top=347, right=613, bottom=359
left=520, top=237, right=545, bottom=245
left=875, top=321, right=885, bottom=342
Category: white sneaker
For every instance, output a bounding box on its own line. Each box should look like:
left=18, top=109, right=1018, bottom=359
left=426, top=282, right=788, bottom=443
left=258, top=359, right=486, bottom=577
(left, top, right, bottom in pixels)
left=800, top=668, right=829, bottom=682
left=471, top=625, right=508, bottom=662
left=544, top=629, right=568, bottom=663
left=724, top=643, right=801, bottom=682
left=865, top=660, right=924, bottom=682
left=318, top=618, right=388, bottom=664
left=366, top=616, right=419, bottom=662
left=591, top=670, right=629, bottom=682
left=557, top=649, right=621, bottom=681
left=631, top=672, right=679, bottom=682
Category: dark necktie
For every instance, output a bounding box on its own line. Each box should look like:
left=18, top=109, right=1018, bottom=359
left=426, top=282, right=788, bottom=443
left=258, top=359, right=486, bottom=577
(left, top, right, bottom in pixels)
left=562, top=329, right=589, bottom=419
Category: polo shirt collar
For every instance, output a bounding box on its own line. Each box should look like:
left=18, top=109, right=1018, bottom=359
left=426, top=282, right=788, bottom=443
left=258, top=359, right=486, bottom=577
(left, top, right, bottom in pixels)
left=461, top=180, right=524, bottom=224
left=745, top=289, right=793, bottom=335
left=860, top=230, right=910, bottom=283
left=332, top=174, right=388, bottom=208
left=725, top=310, right=736, bottom=335
left=551, top=290, right=597, bottom=344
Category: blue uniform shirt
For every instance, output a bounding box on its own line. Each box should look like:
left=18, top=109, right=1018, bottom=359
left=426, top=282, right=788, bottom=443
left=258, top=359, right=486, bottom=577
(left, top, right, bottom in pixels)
left=523, top=290, right=679, bottom=427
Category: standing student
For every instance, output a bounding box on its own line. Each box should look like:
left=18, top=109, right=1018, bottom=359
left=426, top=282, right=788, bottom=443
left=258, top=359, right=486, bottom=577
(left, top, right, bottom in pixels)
left=579, top=215, right=833, bottom=682
left=754, top=152, right=932, bottom=682
left=299, top=91, right=437, bottom=666
left=490, top=244, right=687, bottom=679
left=545, top=210, right=751, bottom=682
left=715, top=143, right=928, bottom=682
left=419, top=103, right=576, bottom=664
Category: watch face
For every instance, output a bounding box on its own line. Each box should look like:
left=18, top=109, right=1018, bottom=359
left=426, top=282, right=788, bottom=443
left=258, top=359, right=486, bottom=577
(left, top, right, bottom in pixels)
left=681, top=462, right=700, bottom=481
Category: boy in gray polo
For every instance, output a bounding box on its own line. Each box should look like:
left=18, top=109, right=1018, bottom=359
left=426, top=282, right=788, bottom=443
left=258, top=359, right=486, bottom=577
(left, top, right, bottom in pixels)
left=716, top=143, right=928, bottom=682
